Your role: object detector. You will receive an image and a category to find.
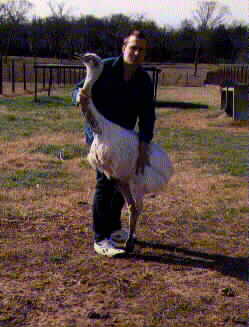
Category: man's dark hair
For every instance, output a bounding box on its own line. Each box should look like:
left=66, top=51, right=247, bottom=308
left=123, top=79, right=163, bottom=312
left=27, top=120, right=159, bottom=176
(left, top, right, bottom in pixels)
left=123, top=30, right=147, bottom=45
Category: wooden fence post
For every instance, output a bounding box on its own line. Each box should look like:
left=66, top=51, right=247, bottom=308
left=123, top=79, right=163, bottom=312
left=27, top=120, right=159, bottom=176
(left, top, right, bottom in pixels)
left=48, top=67, right=52, bottom=96
left=43, top=68, right=46, bottom=89
left=8, top=63, right=11, bottom=81
left=23, top=63, right=26, bottom=91
left=34, top=65, right=38, bottom=102
left=74, top=68, right=76, bottom=83
left=63, top=68, right=66, bottom=86
left=69, top=69, right=72, bottom=84
left=11, top=59, right=15, bottom=93
left=0, top=55, right=2, bottom=94
left=241, top=66, right=245, bottom=84
left=57, top=67, right=60, bottom=86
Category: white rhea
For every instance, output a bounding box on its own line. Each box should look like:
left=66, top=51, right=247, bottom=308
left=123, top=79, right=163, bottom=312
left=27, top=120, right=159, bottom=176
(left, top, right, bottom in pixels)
left=77, top=53, right=174, bottom=251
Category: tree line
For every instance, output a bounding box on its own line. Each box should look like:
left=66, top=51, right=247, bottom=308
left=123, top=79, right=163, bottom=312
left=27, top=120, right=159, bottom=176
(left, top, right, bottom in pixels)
left=0, top=0, right=247, bottom=64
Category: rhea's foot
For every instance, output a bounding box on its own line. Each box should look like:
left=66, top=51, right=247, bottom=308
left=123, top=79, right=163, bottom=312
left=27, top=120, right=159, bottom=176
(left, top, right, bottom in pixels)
left=125, top=236, right=135, bottom=253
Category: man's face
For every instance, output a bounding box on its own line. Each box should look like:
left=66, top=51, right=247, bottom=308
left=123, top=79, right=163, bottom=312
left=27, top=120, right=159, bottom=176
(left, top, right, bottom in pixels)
left=122, top=36, right=147, bottom=65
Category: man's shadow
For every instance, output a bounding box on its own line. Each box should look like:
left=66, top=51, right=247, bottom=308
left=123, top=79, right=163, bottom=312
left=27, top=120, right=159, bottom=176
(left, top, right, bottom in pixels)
left=122, top=240, right=247, bottom=282
left=155, top=100, right=209, bottom=109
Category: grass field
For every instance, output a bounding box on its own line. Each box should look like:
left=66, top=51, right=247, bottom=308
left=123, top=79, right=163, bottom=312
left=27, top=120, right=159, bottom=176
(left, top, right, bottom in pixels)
left=0, top=86, right=248, bottom=327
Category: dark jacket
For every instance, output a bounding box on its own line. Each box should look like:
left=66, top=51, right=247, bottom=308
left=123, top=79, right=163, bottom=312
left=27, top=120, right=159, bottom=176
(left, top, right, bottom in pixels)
left=74, top=56, right=155, bottom=144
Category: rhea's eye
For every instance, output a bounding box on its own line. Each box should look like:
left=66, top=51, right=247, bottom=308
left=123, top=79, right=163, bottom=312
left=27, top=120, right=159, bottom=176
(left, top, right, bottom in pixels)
left=92, top=59, right=99, bottom=67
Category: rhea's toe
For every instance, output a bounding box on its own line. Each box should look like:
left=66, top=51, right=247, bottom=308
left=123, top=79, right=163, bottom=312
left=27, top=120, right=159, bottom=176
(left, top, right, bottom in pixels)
left=125, top=237, right=135, bottom=253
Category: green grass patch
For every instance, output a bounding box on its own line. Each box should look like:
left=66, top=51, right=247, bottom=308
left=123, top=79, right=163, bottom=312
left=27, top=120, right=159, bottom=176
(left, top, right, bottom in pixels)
left=79, top=159, right=91, bottom=169
left=49, top=254, right=69, bottom=264
left=0, top=206, right=34, bottom=221
left=157, top=127, right=248, bottom=176
left=0, top=112, right=40, bottom=138
left=0, top=168, right=68, bottom=188
left=1, top=95, right=247, bottom=177
left=51, top=119, right=83, bottom=134
left=0, top=95, right=83, bottom=141
left=0, top=95, right=72, bottom=111
left=31, top=143, right=87, bottom=160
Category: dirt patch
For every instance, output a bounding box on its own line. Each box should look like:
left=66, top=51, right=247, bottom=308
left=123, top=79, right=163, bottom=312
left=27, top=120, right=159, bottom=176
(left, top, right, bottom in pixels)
left=156, top=86, right=248, bottom=134
left=157, top=85, right=221, bottom=107
left=158, top=110, right=248, bottom=134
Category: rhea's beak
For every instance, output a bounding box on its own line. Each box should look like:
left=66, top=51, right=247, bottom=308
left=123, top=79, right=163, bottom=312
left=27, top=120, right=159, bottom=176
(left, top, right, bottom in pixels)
left=74, top=53, right=101, bottom=69
left=73, top=53, right=84, bottom=61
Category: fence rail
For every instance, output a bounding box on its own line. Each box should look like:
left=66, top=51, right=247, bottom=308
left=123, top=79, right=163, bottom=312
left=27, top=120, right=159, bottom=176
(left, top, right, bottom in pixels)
left=1, top=57, right=247, bottom=98
left=33, top=64, right=85, bottom=101
left=0, top=58, right=161, bottom=101
left=34, top=64, right=160, bottom=101
left=0, top=58, right=84, bottom=96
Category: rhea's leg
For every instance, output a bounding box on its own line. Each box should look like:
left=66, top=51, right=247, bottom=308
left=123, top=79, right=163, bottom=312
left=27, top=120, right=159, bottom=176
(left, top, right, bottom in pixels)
left=127, top=195, right=143, bottom=251
left=115, top=182, right=139, bottom=252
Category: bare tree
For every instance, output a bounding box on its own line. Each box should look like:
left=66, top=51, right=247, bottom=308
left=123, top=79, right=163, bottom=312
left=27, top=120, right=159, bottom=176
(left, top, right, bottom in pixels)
left=0, top=0, right=33, bottom=24
left=192, top=1, right=230, bottom=75
left=0, top=0, right=33, bottom=59
left=193, top=1, right=230, bottom=30
left=47, top=0, right=72, bottom=19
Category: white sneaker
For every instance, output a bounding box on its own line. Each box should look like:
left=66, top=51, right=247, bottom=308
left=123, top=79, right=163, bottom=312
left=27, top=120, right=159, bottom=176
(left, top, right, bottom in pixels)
left=94, top=239, right=126, bottom=257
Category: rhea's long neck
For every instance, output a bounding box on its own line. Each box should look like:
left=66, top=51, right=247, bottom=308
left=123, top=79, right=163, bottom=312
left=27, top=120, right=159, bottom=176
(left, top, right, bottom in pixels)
left=82, top=66, right=97, bottom=96
left=82, top=66, right=107, bottom=134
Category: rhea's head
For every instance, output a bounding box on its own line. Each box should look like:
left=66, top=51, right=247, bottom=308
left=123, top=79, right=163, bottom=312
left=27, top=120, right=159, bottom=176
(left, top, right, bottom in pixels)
left=77, top=53, right=102, bottom=69
left=76, top=53, right=104, bottom=83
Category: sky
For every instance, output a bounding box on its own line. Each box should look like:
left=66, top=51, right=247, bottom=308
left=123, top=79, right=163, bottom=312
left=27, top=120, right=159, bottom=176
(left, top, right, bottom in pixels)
left=28, top=0, right=247, bottom=28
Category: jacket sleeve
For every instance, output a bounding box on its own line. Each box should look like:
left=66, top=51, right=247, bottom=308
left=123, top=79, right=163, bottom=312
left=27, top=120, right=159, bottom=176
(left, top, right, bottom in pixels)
left=138, top=74, right=156, bottom=143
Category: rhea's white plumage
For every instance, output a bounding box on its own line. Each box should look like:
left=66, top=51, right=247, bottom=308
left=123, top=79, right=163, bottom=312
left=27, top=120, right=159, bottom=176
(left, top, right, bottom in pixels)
left=78, top=53, right=174, bottom=251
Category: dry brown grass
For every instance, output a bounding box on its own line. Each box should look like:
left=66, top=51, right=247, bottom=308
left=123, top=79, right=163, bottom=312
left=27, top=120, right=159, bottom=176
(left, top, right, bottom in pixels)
left=0, top=86, right=247, bottom=327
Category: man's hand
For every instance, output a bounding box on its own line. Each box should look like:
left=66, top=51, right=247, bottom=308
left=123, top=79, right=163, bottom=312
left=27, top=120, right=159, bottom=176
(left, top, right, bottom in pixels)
left=136, top=141, right=150, bottom=175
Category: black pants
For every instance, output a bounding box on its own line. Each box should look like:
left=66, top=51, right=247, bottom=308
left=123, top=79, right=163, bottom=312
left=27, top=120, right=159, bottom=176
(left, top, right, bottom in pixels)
left=93, top=170, right=125, bottom=242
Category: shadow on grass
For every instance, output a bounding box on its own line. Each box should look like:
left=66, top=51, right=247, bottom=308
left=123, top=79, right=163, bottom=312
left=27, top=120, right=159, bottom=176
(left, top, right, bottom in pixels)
left=122, top=240, right=247, bottom=281
left=155, top=100, right=209, bottom=109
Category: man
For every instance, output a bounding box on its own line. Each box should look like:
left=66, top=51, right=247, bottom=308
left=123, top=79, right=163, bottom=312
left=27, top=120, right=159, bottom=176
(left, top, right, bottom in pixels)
left=79, top=30, right=155, bottom=256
